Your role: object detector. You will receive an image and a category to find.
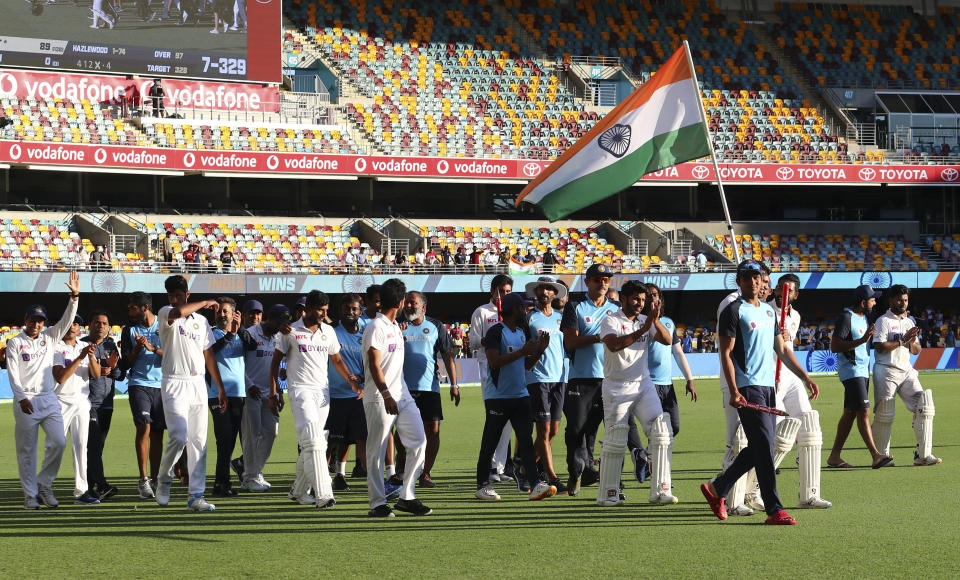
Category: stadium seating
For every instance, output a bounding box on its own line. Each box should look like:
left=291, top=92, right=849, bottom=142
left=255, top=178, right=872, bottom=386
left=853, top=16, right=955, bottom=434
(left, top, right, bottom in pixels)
left=771, top=3, right=960, bottom=90
left=0, top=217, right=90, bottom=270
left=140, top=119, right=363, bottom=154
left=707, top=233, right=931, bottom=270
left=0, top=97, right=151, bottom=146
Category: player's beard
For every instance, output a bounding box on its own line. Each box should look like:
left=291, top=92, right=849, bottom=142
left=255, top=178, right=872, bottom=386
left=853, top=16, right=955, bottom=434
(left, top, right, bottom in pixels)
left=891, top=305, right=906, bottom=315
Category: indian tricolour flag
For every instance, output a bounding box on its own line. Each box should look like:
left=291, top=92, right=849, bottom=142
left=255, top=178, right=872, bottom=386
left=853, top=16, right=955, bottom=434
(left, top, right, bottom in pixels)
left=516, top=43, right=711, bottom=221
left=508, top=256, right=535, bottom=275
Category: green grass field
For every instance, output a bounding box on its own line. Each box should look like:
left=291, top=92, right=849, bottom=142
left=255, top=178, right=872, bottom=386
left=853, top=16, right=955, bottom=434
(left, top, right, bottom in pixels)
left=0, top=374, right=957, bottom=578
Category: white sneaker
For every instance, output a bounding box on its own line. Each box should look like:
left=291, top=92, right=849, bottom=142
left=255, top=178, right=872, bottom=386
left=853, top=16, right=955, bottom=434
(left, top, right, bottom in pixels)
left=156, top=480, right=172, bottom=507
left=798, top=496, right=833, bottom=509
left=728, top=504, right=755, bottom=517
left=475, top=485, right=501, bottom=501
left=488, top=472, right=501, bottom=483
left=24, top=496, right=41, bottom=510
left=315, top=497, right=336, bottom=509
left=209, top=29, right=219, bottom=34
left=37, top=486, right=59, bottom=508
left=138, top=477, right=155, bottom=499
left=529, top=481, right=557, bottom=501
left=255, top=474, right=272, bottom=489
left=242, top=478, right=269, bottom=492
left=187, top=494, right=216, bottom=512
left=496, top=472, right=514, bottom=483
left=745, top=492, right=765, bottom=512
left=914, top=454, right=942, bottom=466
left=288, top=489, right=316, bottom=505
left=649, top=492, right=679, bottom=505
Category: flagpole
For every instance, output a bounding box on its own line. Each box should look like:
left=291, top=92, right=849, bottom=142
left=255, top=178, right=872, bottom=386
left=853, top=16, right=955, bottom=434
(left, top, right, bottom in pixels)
left=682, top=40, right=742, bottom=263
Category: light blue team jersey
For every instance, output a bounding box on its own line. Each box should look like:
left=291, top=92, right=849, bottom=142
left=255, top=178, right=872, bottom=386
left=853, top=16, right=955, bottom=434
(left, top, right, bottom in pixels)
left=329, top=324, right=363, bottom=399
left=648, top=316, right=680, bottom=385
left=718, top=298, right=778, bottom=388
left=125, top=320, right=163, bottom=388
left=562, top=297, right=620, bottom=380
left=358, top=313, right=373, bottom=331
left=834, top=308, right=870, bottom=381
left=525, top=309, right=565, bottom=384
left=483, top=322, right=530, bottom=400
left=402, top=317, right=452, bottom=393
left=208, top=328, right=246, bottom=398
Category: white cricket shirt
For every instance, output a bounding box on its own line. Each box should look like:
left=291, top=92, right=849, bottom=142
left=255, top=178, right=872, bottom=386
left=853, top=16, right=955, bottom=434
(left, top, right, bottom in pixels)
left=600, top=309, right=656, bottom=392
left=469, top=301, right=501, bottom=363
left=362, top=313, right=409, bottom=403
left=276, top=318, right=341, bottom=391
left=53, top=340, right=91, bottom=399
left=6, top=298, right=78, bottom=401
left=873, top=309, right=915, bottom=372
left=157, top=306, right=215, bottom=378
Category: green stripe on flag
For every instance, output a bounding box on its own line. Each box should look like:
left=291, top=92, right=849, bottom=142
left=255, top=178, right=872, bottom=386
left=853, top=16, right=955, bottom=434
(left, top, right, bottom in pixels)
left=534, top=124, right=710, bottom=221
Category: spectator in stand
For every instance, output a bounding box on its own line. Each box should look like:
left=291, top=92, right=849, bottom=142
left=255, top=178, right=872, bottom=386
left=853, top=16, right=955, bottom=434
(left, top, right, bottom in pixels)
left=484, top=249, right=499, bottom=272
left=425, top=248, right=439, bottom=272
left=163, top=230, right=176, bottom=263
left=696, top=251, right=708, bottom=271
left=451, top=329, right=464, bottom=358
left=511, top=248, right=524, bottom=263
left=523, top=250, right=536, bottom=265
left=182, top=244, right=196, bottom=272
left=681, top=331, right=693, bottom=353
left=946, top=325, right=957, bottom=348
left=148, top=79, right=165, bottom=118
left=542, top=248, right=557, bottom=273
left=77, top=246, right=90, bottom=270
left=498, top=249, right=509, bottom=268
left=345, top=250, right=357, bottom=271
left=220, top=250, right=234, bottom=273
left=469, top=247, right=482, bottom=273
left=90, top=246, right=109, bottom=272
left=394, top=249, right=407, bottom=272
left=206, top=251, right=219, bottom=273
left=441, top=246, right=453, bottom=268
left=454, top=247, right=467, bottom=271
left=414, top=247, right=426, bottom=270
left=357, top=247, right=369, bottom=271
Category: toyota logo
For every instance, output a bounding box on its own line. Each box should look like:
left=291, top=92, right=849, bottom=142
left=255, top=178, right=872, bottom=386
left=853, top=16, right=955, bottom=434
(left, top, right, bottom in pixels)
left=522, top=162, right=541, bottom=178
left=0, top=72, right=17, bottom=95
left=858, top=167, right=876, bottom=181
left=95, top=148, right=107, bottom=164
left=436, top=160, right=449, bottom=174
left=776, top=166, right=794, bottom=180
left=941, top=167, right=959, bottom=182
left=183, top=152, right=196, bottom=168
left=267, top=155, right=279, bottom=170
left=691, top=165, right=710, bottom=180
left=354, top=157, right=367, bottom=173
left=9, top=143, right=22, bottom=161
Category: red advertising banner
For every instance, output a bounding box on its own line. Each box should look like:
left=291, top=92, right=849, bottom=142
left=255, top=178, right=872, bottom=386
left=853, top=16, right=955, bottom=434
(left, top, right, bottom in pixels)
left=0, top=69, right=280, bottom=112
left=0, top=139, right=957, bottom=184
left=246, top=0, right=283, bottom=84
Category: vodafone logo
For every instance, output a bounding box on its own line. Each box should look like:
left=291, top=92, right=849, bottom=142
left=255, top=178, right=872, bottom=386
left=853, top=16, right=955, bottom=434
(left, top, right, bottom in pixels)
left=436, top=160, right=449, bottom=175
left=8, top=143, right=22, bottom=161
left=776, top=166, right=794, bottom=181
left=941, top=167, right=959, bottom=182
left=691, top=165, right=710, bottom=180
left=0, top=73, right=17, bottom=95
left=354, top=157, right=367, bottom=173
left=267, top=155, right=279, bottom=170
left=522, top=162, right=541, bottom=178
left=183, top=152, right=196, bottom=168
left=94, top=148, right=107, bottom=164
left=858, top=167, right=876, bottom=181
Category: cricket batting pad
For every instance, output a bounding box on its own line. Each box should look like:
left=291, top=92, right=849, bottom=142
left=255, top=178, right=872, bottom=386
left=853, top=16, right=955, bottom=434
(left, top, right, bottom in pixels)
left=872, top=398, right=896, bottom=456
left=597, top=423, right=629, bottom=506
left=797, top=411, right=823, bottom=502
left=302, top=421, right=333, bottom=503
left=773, top=417, right=801, bottom=469
left=913, top=389, right=935, bottom=460
left=648, top=413, right=674, bottom=502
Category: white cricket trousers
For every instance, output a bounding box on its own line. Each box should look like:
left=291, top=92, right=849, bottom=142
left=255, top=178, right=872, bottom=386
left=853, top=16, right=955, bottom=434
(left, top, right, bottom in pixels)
left=241, top=394, right=279, bottom=482
left=602, top=382, right=665, bottom=430
left=13, top=392, right=66, bottom=498
left=287, top=386, right=333, bottom=498
left=365, top=397, right=426, bottom=508
left=158, top=375, right=209, bottom=496
left=59, top=394, right=92, bottom=497
left=873, top=365, right=924, bottom=411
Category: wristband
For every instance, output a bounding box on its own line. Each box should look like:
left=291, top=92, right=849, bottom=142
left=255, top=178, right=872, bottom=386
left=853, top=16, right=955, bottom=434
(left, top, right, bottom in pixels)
left=71, top=294, right=79, bottom=298
left=381, top=391, right=392, bottom=399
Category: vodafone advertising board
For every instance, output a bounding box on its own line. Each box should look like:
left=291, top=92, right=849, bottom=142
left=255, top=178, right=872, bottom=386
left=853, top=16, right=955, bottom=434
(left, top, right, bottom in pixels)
left=0, top=69, right=280, bottom=113
left=0, top=140, right=957, bottom=184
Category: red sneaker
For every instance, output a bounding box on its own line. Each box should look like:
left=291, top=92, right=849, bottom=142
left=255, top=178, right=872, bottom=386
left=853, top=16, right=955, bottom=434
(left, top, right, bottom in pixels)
left=700, top=482, right=727, bottom=520
left=764, top=510, right=797, bottom=525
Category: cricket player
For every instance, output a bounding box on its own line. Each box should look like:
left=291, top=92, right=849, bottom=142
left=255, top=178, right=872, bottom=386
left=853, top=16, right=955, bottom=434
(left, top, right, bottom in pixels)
left=155, top=275, right=228, bottom=512
left=596, top=280, right=674, bottom=506
left=827, top=285, right=894, bottom=469
left=328, top=295, right=366, bottom=492
left=364, top=278, right=433, bottom=517
left=401, top=291, right=459, bottom=488
left=701, top=260, right=817, bottom=525
left=871, top=285, right=941, bottom=466
left=271, top=291, right=358, bottom=509
left=766, top=274, right=832, bottom=509
left=240, top=304, right=289, bottom=492
left=7, top=271, right=80, bottom=509
left=474, top=292, right=555, bottom=502
left=715, top=262, right=771, bottom=516
left=469, top=274, right=515, bottom=483
left=562, top=263, right=618, bottom=495
left=524, top=276, right=568, bottom=493
left=242, top=299, right=263, bottom=330
left=52, top=315, right=102, bottom=504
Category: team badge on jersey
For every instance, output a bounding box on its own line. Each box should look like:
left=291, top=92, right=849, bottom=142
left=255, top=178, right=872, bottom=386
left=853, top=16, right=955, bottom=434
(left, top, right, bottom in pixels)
left=424, top=328, right=430, bottom=334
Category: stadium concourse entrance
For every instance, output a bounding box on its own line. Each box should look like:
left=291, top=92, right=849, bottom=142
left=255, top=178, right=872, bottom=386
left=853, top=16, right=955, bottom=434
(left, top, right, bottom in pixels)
left=0, top=167, right=958, bottom=227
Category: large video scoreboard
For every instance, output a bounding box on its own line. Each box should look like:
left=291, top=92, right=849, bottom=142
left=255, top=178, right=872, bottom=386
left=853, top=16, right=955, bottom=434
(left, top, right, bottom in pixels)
left=0, top=0, right=280, bottom=83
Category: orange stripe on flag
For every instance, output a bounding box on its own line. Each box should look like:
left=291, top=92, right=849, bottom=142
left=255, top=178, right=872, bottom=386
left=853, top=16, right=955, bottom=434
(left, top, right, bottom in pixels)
left=516, top=45, right=693, bottom=205
left=933, top=272, right=955, bottom=288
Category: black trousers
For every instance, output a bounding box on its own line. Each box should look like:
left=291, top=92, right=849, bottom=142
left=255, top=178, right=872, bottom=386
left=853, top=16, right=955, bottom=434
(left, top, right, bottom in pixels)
left=563, top=378, right=603, bottom=477
left=87, top=406, right=113, bottom=490
left=209, top=397, right=244, bottom=486
left=476, top=397, right=539, bottom=488
left=712, top=385, right=784, bottom=515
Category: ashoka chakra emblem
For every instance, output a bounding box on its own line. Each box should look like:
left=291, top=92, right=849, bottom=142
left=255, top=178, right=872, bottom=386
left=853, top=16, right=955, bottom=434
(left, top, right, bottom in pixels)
left=860, top=272, right=892, bottom=289
left=342, top=274, right=375, bottom=294
left=92, top=272, right=125, bottom=293
left=598, top=124, right=631, bottom=158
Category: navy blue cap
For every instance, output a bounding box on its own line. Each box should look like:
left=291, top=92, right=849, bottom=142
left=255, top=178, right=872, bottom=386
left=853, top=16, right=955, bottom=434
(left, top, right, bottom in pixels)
left=25, top=304, right=47, bottom=320
left=242, top=299, right=264, bottom=313
left=500, top=292, right=534, bottom=314
left=584, top=263, right=613, bottom=279
left=73, top=315, right=84, bottom=326
left=854, top=284, right=882, bottom=302
left=736, top=259, right=763, bottom=277
left=267, top=304, right=291, bottom=321
left=295, top=297, right=307, bottom=307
